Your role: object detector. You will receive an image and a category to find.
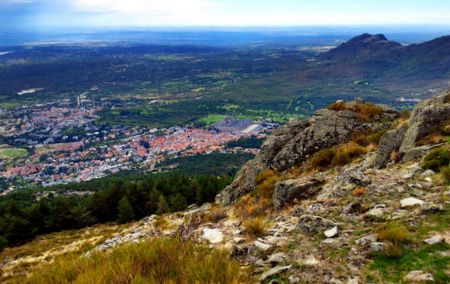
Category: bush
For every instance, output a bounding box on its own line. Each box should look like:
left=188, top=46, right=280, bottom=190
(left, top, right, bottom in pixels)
left=311, top=149, right=336, bottom=169
left=367, top=129, right=388, bottom=145
left=354, top=103, right=384, bottom=121
left=422, top=147, right=450, bottom=172
left=440, top=166, right=450, bottom=182
left=331, top=151, right=351, bottom=166
left=327, top=100, right=348, bottom=111
left=243, top=217, right=267, bottom=237
left=377, top=221, right=409, bottom=244
left=25, top=237, right=252, bottom=283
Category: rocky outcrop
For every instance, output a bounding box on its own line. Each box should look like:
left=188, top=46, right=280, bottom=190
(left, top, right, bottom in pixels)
left=273, top=175, right=324, bottom=210
left=216, top=100, right=398, bottom=205
left=374, top=90, right=450, bottom=168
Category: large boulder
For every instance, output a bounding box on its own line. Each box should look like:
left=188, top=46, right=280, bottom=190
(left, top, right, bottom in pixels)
left=374, top=90, right=450, bottom=168
left=216, top=100, right=398, bottom=205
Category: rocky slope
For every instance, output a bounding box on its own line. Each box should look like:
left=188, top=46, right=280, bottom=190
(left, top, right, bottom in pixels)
left=2, top=91, right=450, bottom=283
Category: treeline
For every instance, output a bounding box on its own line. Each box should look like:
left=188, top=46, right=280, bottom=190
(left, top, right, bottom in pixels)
left=226, top=136, right=265, bottom=149
left=0, top=172, right=232, bottom=250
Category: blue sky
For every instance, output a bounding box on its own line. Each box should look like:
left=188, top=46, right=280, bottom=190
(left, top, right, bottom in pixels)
left=2, top=0, right=450, bottom=31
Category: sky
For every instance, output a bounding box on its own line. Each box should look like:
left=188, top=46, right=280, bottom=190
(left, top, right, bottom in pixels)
left=1, top=0, right=450, bottom=32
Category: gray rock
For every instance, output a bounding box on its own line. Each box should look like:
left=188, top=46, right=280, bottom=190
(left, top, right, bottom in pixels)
left=420, top=202, right=443, bottom=213
left=403, top=145, right=443, bottom=164
left=421, top=169, right=436, bottom=179
left=424, top=235, right=444, bottom=245
left=400, top=197, right=425, bottom=208
left=404, top=270, right=434, bottom=282
left=296, top=214, right=337, bottom=234
left=254, top=240, right=274, bottom=252
left=324, top=226, right=339, bottom=238
left=217, top=99, right=397, bottom=205
left=402, top=165, right=424, bottom=179
left=268, top=253, right=286, bottom=265
left=273, top=175, right=324, bottom=210
left=259, top=265, right=292, bottom=282
left=288, top=275, right=300, bottom=283
left=356, top=234, right=378, bottom=246
left=365, top=207, right=385, bottom=220
left=302, top=255, right=320, bottom=266
left=400, top=90, right=450, bottom=156
left=371, top=242, right=385, bottom=252
left=373, top=124, right=407, bottom=169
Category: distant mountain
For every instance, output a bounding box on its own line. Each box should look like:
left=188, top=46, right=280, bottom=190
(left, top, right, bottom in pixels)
left=288, top=33, right=450, bottom=106
left=321, top=33, right=402, bottom=61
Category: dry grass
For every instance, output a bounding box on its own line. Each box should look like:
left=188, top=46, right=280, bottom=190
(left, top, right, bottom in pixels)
left=242, top=217, right=267, bottom=237
left=352, top=187, right=366, bottom=197
left=0, top=223, right=130, bottom=283
left=21, top=237, right=252, bottom=284
left=327, top=101, right=348, bottom=111
left=353, top=103, right=384, bottom=121
left=377, top=221, right=410, bottom=244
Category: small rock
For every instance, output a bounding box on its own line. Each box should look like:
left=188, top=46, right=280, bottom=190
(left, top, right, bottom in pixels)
left=400, top=197, right=425, bottom=208
left=424, top=235, right=444, bottom=245
left=390, top=210, right=409, bottom=220
left=404, top=270, right=434, bottom=282
left=259, top=265, right=292, bottom=282
left=402, top=165, right=424, bottom=179
left=356, top=234, right=377, bottom=246
left=347, top=276, right=359, bottom=284
left=254, top=240, right=274, bottom=252
left=303, top=255, right=320, bottom=266
left=371, top=242, right=385, bottom=252
left=202, top=228, right=224, bottom=244
left=268, top=253, right=286, bottom=264
left=233, top=237, right=246, bottom=244
left=324, top=226, right=339, bottom=238
left=365, top=208, right=385, bottom=220
left=421, top=169, right=436, bottom=179
left=288, top=275, right=300, bottom=283
left=420, top=202, right=443, bottom=213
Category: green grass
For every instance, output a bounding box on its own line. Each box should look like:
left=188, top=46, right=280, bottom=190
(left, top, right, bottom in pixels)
left=0, top=148, right=28, bottom=160
left=369, top=243, right=450, bottom=283
left=22, top=237, right=252, bottom=284
left=199, top=114, right=225, bottom=124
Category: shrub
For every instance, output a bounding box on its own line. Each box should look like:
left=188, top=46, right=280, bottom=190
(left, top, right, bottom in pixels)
left=354, top=103, right=384, bottom=121
left=367, top=129, right=388, bottom=145
left=327, top=100, right=347, bottom=111
left=377, top=221, right=409, bottom=244
left=255, top=169, right=281, bottom=199
left=311, top=149, right=336, bottom=169
left=243, top=217, right=267, bottom=237
left=400, top=109, right=411, bottom=120
left=440, top=166, right=450, bottom=182
left=352, top=187, right=366, bottom=196
left=422, top=147, right=450, bottom=172
left=351, top=130, right=371, bottom=146
left=439, top=121, right=450, bottom=135
left=331, top=151, right=351, bottom=166
left=25, top=238, right=252, bottom=283
left=345, top=144, right=367, bottom=158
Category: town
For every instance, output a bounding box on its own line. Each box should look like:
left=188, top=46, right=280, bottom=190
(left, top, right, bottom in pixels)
left=0, top=101, right=276, bottom=193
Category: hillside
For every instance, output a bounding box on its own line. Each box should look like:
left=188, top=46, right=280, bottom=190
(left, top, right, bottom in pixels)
left=1, top=33, right=450, bottom=129
left=1, top=91, right=450, bottom=283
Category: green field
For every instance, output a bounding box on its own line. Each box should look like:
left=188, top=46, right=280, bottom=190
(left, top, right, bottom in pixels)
left=0, top=148, right=28, bottom=160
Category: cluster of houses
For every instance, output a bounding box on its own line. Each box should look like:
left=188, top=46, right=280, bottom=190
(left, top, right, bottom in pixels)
left=0, top=102, right=276, bottom=191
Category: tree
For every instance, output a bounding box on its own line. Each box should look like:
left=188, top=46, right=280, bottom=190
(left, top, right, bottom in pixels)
left=156, top=195, right=169, bottom=215
left=117, top=196, right=134, bottom=224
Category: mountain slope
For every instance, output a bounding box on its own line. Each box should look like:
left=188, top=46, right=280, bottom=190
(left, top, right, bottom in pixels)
left=2, top=91, right=450, bottom=283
